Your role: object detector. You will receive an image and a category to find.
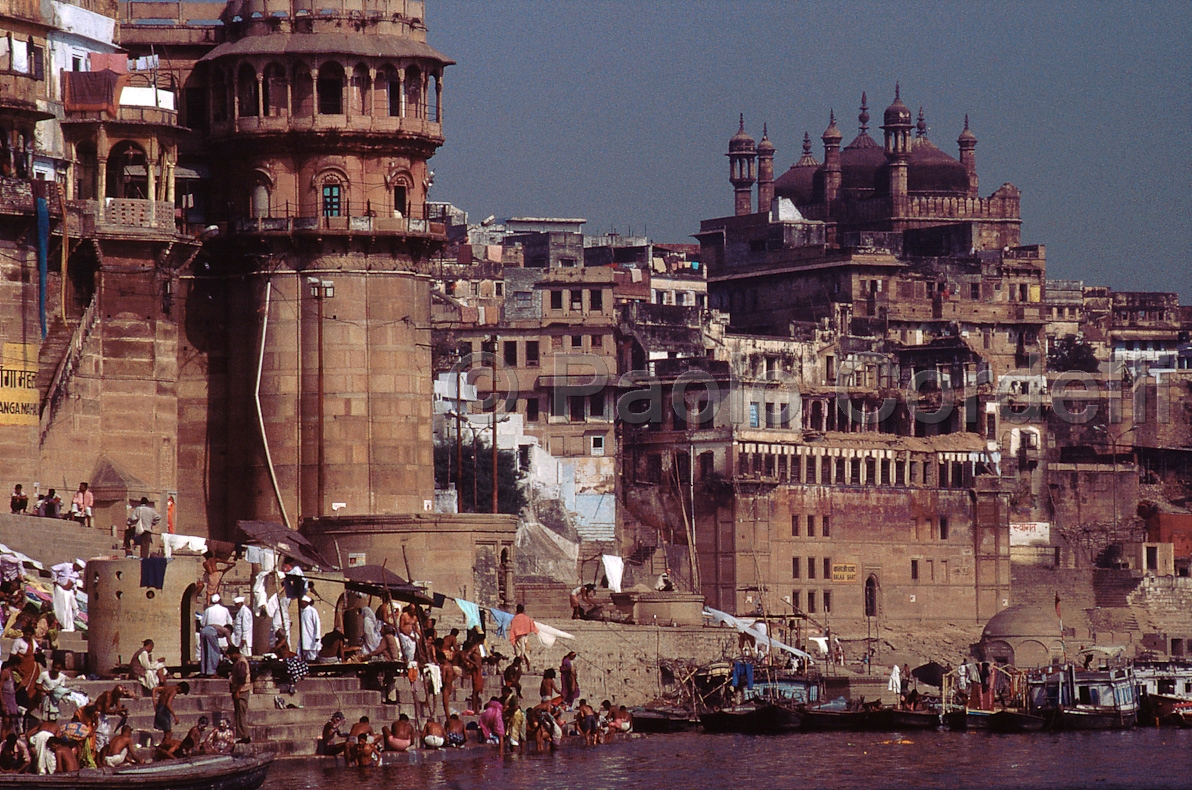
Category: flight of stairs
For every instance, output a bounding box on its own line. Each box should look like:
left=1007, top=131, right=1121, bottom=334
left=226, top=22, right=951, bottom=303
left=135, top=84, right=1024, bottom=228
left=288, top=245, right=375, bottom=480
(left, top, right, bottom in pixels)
left=67, top=669, right=511, bottom=758
left=36, top=316, right=77, bottom=406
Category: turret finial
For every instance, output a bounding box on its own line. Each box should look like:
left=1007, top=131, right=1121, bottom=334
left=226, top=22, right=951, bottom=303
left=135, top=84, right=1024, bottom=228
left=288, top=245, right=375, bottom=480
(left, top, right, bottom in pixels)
left=738, top=113, right=745, bottom=132
left=802, top=132, right=812, bottom=156
left=858, top=93, right=870, bottom=133
left=895, top=82, right=901, bottom=100
left=916, top=106, right=927, bottom=138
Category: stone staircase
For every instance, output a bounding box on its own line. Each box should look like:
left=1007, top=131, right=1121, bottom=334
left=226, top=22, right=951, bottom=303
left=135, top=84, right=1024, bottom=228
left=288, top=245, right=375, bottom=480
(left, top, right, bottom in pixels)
left=68, top=668, right=509, bottom=757
left=35, top=316, right=76, bottom=405
left=0, top=512, right=123, bottom=568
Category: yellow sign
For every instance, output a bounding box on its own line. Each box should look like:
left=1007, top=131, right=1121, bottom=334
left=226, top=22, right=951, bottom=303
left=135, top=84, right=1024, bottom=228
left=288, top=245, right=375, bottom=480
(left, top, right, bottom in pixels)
left=0, top=343, right=39, bottom=425
left=831, top=563, right=857, bottom=583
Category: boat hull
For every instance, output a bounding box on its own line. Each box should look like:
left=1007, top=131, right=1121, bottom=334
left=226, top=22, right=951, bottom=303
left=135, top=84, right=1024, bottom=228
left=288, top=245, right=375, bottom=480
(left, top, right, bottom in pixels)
left=865, top=708, right=941, bottom=731
left=0, top=754, right=274, bottom=789
left=700, top=703, right=803, bottom=735
left=799, top=709, right=868, bottom=731
left=1046, top=707, right=1137, bottom=731
left=944, top=709, right=1043, bottom=732
left=630, top=708, right=698, bottom=733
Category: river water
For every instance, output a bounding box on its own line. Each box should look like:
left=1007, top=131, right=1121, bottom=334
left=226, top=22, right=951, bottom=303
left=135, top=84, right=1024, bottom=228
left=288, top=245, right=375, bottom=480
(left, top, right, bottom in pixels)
left=260, top=729, right=1191, bottom=789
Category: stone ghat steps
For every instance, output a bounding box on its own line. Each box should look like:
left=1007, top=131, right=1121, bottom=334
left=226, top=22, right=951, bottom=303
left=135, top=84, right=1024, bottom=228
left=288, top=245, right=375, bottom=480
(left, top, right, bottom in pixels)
left=70, top=671, right=512, bottom=757
left=0, top=513, right=123, bottom=568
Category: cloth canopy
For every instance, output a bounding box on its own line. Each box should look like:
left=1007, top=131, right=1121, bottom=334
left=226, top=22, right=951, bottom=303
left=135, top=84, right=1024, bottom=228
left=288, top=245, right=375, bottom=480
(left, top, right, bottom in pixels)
left=702, top=607, right=813, bottom=661
left=303, top=565, right=433, bottom=606
left=235, top=520, right=334, bottom=570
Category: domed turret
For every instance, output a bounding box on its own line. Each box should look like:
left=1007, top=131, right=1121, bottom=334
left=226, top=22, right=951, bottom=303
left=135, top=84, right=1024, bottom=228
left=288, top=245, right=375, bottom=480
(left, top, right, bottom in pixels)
left=957, top=114, right=978, bottom=196
left=756, top=123, right=776, bottom=211
left=729, top=113, right=756, bottom=153
left=821, top=110, right=842, bottom=146
left=883, top=83, right=912, bottom=127
left=728, top=114, right=757, bottom=215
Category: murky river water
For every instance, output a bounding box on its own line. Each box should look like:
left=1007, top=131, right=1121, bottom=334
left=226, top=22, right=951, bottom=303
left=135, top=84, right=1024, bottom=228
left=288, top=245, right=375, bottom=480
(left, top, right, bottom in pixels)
left=261, top=729, right=1192, bottom=789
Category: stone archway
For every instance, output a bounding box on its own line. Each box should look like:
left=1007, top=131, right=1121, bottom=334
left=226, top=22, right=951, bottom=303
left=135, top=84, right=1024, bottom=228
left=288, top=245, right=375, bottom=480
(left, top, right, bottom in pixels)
left=180, top=583, right=198, bottom=669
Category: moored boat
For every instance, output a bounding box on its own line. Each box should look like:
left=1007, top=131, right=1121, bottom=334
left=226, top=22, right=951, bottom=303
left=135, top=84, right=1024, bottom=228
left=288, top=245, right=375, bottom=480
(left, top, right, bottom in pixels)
left=799, top=706, right=868, bottom=731
left=1027, top=664, right=1139, bottom=731
left=0, top=754, right=274, bottom=790
left=629, top=706, right=699, bottom=733
left=865, top=707, right=941, bottom=731
left=699, top=700, right=803, bottom=734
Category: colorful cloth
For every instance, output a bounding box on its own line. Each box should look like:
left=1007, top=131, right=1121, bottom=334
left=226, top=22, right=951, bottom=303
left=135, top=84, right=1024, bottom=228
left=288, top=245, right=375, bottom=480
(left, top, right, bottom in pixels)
left=454, top=598, right=482, bottom=631
left=489, top=608, right=514, bottom=638
left=509, top=612, right=537, bottom=645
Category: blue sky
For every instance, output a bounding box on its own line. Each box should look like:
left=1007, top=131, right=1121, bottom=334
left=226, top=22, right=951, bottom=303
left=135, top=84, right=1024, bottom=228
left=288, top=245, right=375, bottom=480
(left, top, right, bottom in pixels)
left=428, top=1, right=1191, bottom=300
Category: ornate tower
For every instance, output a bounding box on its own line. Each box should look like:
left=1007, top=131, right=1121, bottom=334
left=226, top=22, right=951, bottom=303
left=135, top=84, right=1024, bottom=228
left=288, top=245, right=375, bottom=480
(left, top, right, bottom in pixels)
left=196, top=0, right=454, bottom=527
left=727, top=114, right=756, bottom=216
left=881, top=85, right=912, bottom=199
left=821, top=110, right=842, bottom=202
left=756, top=123, right=775, bottom=211
left=958, top=114, right=978, bottom=197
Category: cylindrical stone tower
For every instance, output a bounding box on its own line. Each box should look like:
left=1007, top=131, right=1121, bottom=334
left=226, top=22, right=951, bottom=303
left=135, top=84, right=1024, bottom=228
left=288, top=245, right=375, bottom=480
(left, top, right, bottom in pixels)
left=197, top=0, right=452, bottom=527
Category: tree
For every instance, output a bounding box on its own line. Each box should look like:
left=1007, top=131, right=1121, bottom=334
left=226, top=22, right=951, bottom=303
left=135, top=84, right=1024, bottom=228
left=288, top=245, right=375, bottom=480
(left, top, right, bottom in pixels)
left=433, top=441, right=527, bottom=515
left=1047, top=334, right=1100, bottom=374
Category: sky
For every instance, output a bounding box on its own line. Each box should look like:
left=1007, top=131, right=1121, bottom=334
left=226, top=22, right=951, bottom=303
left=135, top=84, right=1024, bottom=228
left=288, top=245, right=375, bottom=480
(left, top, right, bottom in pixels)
left=427, top=1, right=1192, bottom=302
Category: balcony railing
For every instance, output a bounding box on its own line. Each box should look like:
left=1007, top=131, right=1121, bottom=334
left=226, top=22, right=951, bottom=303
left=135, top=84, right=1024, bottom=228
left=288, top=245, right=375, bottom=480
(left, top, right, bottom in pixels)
left=213, top=112, right=442, bottom=139
left=232, top=214, right=446, bottom=237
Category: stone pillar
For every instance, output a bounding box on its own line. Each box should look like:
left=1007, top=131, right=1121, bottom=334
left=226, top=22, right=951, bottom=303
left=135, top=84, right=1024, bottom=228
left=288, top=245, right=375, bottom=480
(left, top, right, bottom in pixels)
left=397, top=70, right=405, bottom=118
left=256, top=73, right=264, bottom=117
left=146, top=137, right=157, bottom=202
left=435, top=72, right=442, bottom=124
left=96, top=127, right=108, bottom=197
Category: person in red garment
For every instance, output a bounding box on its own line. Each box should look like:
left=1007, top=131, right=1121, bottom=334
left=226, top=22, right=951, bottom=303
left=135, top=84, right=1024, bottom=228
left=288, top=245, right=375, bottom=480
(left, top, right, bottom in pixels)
left=509, top=605, right=537, bottom=670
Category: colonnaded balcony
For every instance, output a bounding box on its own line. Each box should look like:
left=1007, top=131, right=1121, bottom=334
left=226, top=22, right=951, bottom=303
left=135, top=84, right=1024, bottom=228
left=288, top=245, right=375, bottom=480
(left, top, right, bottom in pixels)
left=230, top=211, right=446, bottom=239
left=60, top=68, right=190, bottom=239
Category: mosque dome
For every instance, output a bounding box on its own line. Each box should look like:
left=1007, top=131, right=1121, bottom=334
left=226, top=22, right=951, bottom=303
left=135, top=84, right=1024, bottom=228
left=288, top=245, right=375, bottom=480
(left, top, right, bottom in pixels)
left=981, top=604, right=1062, bottom=640
left=907, top=136, right=969, bottom=193
left=772, top=133, right=819, bottom=203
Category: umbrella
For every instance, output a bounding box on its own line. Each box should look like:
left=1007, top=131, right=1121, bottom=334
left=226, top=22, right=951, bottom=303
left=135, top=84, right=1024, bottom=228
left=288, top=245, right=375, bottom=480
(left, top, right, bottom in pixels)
left=911, top=661, right=948, bottom=688
left=341, top=565, right=433, bottom=605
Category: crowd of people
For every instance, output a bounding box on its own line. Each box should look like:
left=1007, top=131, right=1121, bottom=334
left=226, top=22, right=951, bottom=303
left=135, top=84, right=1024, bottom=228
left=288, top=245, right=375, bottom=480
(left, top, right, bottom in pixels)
left=312, top=647, right=636, bottom=765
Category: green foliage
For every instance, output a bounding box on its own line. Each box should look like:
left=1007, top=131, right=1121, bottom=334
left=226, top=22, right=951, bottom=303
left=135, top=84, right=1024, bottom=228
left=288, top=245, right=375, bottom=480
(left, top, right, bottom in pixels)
left=433, top=441, right=527, bottom=515
left=1047, top=334, right=1100, bottom=374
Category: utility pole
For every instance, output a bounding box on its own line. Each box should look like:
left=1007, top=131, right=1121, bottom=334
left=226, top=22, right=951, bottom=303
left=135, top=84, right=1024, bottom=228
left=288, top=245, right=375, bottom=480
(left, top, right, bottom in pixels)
left=308, top=277, right=334, bottom=515
left=491, top=336, right=499, bottom=514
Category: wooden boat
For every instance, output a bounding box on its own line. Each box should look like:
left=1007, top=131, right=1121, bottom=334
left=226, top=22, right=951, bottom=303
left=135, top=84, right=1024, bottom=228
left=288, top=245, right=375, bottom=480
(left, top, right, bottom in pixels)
left=1028, top=665, right=1139, bottom=731
left=0, top=754, right=274, bottom=789
left=629, top=706, right=698, bottom=733
left=699, top=700, right=803, bottom=734
left=864, top=707, right=941, bottom=731
left=799, top=706, right=868, bottom=731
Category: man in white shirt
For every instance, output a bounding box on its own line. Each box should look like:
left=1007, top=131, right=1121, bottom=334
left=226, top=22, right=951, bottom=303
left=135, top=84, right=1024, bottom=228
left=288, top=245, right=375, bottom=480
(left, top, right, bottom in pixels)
left=298, top=596, right=321, bottom=662
left=199, top=594, right=232, bottom=677
left=129, top=639, right=166, bottom=695
left=49, top=561, right=81, bottom=633
left=230, top=596, right=253, bottom=657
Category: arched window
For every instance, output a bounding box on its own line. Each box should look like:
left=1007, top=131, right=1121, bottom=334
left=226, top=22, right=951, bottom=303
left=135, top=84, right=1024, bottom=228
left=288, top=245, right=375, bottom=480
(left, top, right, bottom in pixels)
left=237, top=63, right=258, bottom=117
left=864, top=575, right=879, bottom=618
left=380, top=67, right=401, bottom=116
left=388, top=171, right=411, bottom=217
left=320, top=176, right=343, bottom=217
left=106, top=141, right=148, bottom=199
left=429, top=73, right=439, bottom=122
left=263, top=63, right=288, bottom=116
left=404, top=65, right=422, bottom=118
left=292, top=67, right=313, bottom=117
left=74, top=140, right=97, bottom=200
left=317, top=62, right=344, bottom=115
left=250, top=182, right=270, bottom=218
left=210, top=68, right=228, bottom=123
left=350, top=64, right=370, bottom=115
